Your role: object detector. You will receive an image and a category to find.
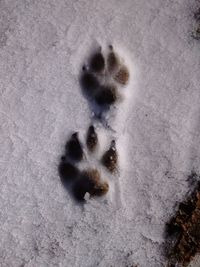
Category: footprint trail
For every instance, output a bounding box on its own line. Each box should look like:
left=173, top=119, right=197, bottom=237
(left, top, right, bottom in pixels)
left=59, top=43, right=134, bottom=211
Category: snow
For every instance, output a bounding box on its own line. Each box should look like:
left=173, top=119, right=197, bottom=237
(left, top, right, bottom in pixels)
left=0, top=0, right=200, bottom=266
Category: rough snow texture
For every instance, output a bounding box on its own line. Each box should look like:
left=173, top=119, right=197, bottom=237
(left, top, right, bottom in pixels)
left=1, top=0, right=200, bottom=266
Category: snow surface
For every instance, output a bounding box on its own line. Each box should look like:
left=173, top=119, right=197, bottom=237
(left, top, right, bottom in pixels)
left=1, top=0, right=200, bottom=266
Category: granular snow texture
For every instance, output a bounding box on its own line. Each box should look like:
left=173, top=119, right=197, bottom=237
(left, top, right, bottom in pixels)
left=1, top=0, right=200, bottom=266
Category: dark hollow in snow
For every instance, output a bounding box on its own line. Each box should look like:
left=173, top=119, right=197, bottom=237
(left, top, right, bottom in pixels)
left=59, top=127, right=110, bottom=203
left=65, top=132, right=84, bottom=162
left=95, top=85, right=117, bottom=107
left=89, top=51, right=105, bottom=73
left=79, top=44, right=130, bottom=122
left=73, top=169, right=109, bottom=201
left=107, top=45, right=120, bottom=73
left=59, top=44, right=130, bottom=203
left=86, top=125, right=98, bottom=152
left=58, top=159, right=80, bottom=184
left=80, top=71, right=100, bottom=98
left=114, top=65, right=130, bottom=86
left=101, top=140, right=118, bottom=173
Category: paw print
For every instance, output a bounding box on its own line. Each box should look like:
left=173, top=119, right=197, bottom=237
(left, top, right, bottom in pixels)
left=58, top=125, right=118, bottom=202
left=80, top=45, right=130, bottom=120
left=59, top=44, right=130, bottom=204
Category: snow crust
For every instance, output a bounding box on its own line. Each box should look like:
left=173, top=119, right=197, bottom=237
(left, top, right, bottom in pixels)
left=0, top=0, right=200, bottom=266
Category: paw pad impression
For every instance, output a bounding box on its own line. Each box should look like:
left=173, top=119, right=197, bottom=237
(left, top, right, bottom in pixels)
left=59, top=125, right=118, bottom=202
left=80, top=45, right=130, bottom=117
left=59, top=44, right=130, bottom=203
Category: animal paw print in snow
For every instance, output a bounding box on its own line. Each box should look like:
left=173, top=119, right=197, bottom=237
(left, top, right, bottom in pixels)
left=58, top=125, right=118, bottom=202
left=80, top=45, right=130, bottom=117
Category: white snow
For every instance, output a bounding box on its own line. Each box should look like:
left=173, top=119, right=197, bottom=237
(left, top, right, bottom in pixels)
left=1, top=0, right=200, bottom=266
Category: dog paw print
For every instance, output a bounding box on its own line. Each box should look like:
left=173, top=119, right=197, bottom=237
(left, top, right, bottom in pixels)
left=58, top=44, right=130, bottom=204
left=80, top=45, right=130, bottom=120
left=58, top=125, right=118, bottom=202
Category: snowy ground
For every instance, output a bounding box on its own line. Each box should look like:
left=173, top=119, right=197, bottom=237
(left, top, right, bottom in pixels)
left=1, top=0, right=200, bottom=266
